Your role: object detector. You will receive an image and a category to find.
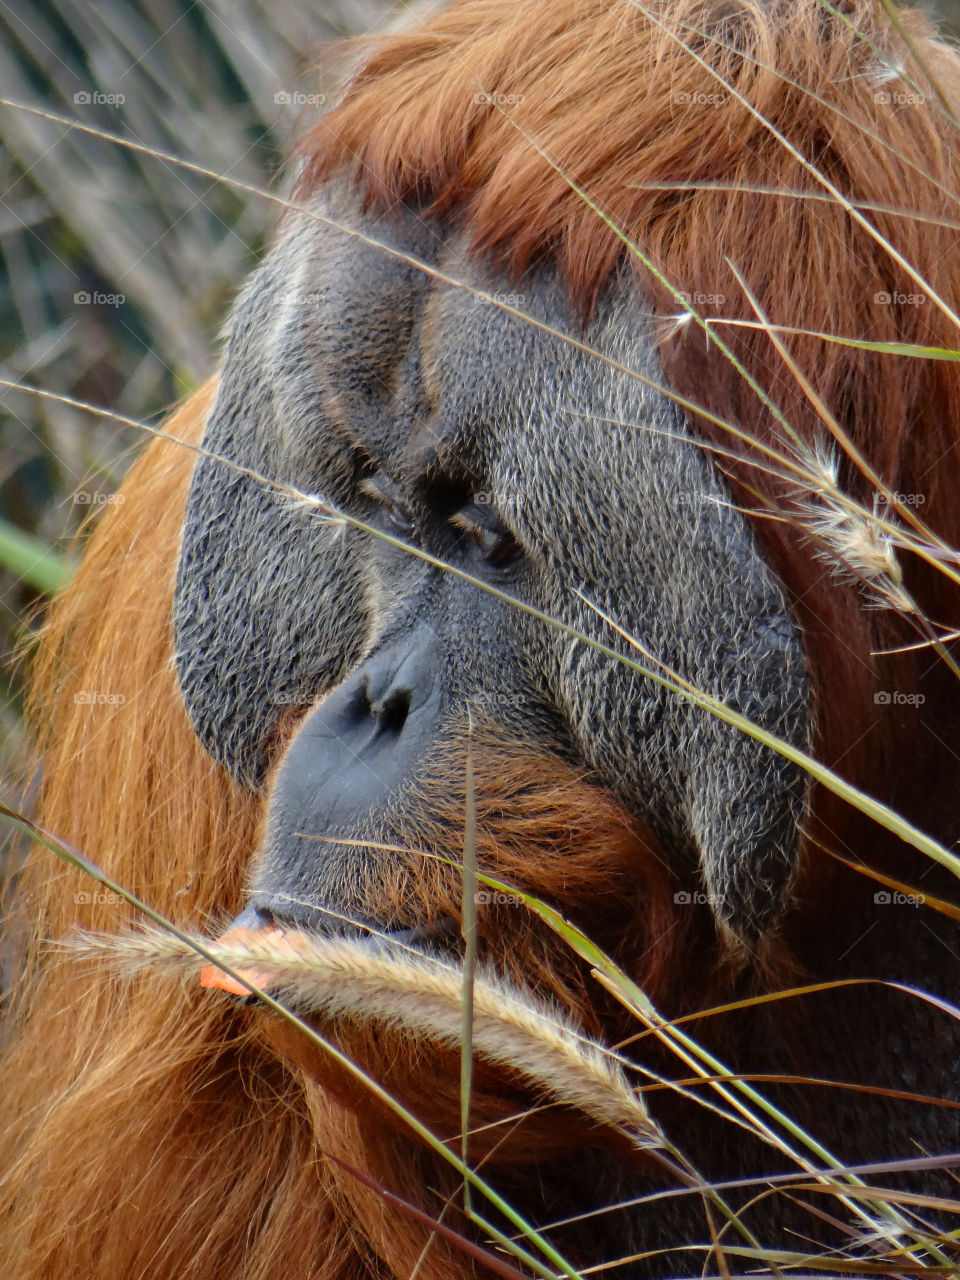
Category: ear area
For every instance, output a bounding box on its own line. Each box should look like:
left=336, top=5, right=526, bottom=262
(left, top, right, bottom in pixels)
left=173, top=361, right=371, bottom=791
left=668, top=535, right=813, bottom=952
left=172, top=232, right=362, bottom=790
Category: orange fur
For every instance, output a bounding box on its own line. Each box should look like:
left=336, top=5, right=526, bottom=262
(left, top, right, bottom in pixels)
left=1, top=390, right=682, bottom=1275
left=1, top=387, right=354, bottom=1278
left=5, top=2, right=960, bottom=1276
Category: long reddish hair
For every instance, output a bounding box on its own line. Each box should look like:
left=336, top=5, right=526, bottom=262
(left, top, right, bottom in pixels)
left=3, top=2, right=960, bottom=1276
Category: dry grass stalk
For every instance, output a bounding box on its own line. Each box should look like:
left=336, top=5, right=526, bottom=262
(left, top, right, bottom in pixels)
left=67, top=924, right=663, bottom=1150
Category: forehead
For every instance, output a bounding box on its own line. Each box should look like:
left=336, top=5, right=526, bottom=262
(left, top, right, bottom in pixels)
left=266, top=187, right=682, bottom=506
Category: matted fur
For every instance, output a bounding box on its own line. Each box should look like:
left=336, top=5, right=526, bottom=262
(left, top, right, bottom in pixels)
left=4, top=1, right=960, bottom=1277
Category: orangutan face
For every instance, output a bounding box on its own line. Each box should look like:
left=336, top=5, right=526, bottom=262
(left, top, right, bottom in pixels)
left=175, top=184, right=809, bottom=954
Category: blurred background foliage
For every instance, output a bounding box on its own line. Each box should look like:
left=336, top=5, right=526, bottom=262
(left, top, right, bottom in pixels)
left=0, top=0, right=425, bottom=803
left=0, top=0, right=957, bottom=799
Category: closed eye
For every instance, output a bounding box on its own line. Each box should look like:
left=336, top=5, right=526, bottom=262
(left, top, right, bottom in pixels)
left=359, top=474, right=415, bottom=532
left=450, top=503, right=522, bottom=567
left=361, top=473, right=521, bottom=566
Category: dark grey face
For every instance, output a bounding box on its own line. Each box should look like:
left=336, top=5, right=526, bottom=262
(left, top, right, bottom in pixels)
left=174, top=184, right=810, bottom=949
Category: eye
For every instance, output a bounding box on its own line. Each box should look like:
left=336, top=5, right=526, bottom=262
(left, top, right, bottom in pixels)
left=450, top=501, right=522, bottom=568
left=359, top=474, right=415, bottom=532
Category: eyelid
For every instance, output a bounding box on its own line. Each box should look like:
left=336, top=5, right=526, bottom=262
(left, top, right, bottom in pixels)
left=450, top=504, right=522, bottom=569
left=450, top=502, right=506, bottom=535
left=358, top=474, right=392, bottom=503
left=359, top=474, right=415, bottom=530
left=449, top=509, right=487, bottom=539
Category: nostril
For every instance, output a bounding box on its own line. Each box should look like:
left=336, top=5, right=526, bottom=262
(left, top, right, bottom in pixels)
left=346, top=678, right=373, bottom=725
left=376, top=687, right=411, bottom=737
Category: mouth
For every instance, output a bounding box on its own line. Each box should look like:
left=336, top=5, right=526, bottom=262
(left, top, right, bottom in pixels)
left=199, top=904, right=461, bottom=999
left=192, top=902, right=663, bottom=1163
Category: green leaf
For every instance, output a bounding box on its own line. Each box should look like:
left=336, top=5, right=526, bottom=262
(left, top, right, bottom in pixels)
left=0, top=516, right=73, bottom=595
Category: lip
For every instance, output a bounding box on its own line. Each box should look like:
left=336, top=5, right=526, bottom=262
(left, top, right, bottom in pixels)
left=199, top=911, right=460, bottom=999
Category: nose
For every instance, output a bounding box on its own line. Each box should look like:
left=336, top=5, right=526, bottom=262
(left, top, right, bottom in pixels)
left=261, top=630, right=443, bottom=855
left=345, top=642, right=432, bottom=747
left=315, top=631, right=439, bottom=757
